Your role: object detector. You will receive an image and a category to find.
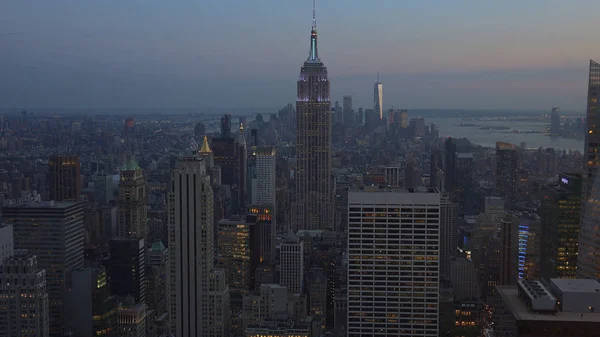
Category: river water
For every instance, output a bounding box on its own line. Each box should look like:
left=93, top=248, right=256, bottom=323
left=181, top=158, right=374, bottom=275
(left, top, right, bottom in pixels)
left=428, top=117, right=584, bottom=151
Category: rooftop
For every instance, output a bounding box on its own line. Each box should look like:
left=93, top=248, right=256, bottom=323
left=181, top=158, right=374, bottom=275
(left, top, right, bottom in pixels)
left=3, top=200, right=80, bottom=209
left=551, top=278, right=600, bottom=293
left=497, top=286, right=600, bottom=323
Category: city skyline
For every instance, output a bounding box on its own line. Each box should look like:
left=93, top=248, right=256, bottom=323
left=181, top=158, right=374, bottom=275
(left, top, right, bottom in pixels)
left=1, top=1, right=598, bottom=110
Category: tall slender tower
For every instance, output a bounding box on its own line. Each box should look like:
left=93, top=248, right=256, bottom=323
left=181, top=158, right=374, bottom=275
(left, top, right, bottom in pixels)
left=578, top=60, right=600, bottom=279
left=374, top=72, right=383, bottom=120
left=294, top=0, right=333, bottom=230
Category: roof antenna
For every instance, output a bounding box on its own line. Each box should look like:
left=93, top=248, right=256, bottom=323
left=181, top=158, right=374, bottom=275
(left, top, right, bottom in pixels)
left=377, top=70, right=380, bottom=82
left=312, top=0, right=317, bottom=30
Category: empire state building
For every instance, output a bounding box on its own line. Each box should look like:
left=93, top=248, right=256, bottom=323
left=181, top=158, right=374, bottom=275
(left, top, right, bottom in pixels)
left=293, top=6, right=333, bottom=231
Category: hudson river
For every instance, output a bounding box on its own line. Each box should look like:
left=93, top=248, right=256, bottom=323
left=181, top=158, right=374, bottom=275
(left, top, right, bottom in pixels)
left=428, top=117, right=584, bottom=151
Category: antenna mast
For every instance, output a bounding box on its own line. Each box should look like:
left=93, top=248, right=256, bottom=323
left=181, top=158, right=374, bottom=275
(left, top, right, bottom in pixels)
left=312, top=0, right=316, bottom=30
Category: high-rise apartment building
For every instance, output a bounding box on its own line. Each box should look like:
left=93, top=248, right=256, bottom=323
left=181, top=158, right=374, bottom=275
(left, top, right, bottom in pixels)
left=168, top=154, right=230, bottom=337
left=118, top=157, right=147, bottom=240
left=251, top=146, right=276, bottom=206
left=5, top=201, right=84, bottom=337
left=496, top=142, right=519, bottom=209
left=48, top=155, right=81, bottom=202
left=540, top=173, right=581, bottom=279
left=280, top=233, right=304, bottom=294
left=0, top=251, right=49, bottom=337
left=374, top=74, right=383, bottom=120
left=348, top=187, right=440, bottom=337
left=294, top=8, right=333, bottom=231
left=578, top=60, right=600, bottom=279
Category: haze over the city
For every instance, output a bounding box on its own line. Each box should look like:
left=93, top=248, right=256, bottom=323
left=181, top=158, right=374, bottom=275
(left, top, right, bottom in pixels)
left=1, top=0, right=597, bottom=111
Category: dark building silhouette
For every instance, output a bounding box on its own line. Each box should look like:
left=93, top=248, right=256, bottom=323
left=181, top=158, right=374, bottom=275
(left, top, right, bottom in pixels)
left=109, top=237, right=146, bottom=304
left=443, top=138, right=456, bottom=194
left=220, top=113, right=232, bottom=138
left=496, top=142, right=519, bottom=209
left=49, top=155, right=81, bottom=202
left=541, top=173, right=581, bottom=280
left=194, top=122, right=206, bottom=140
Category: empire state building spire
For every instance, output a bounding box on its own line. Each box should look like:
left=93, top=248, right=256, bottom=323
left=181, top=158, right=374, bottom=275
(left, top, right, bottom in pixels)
left=308, top=0, right=319, bottom=62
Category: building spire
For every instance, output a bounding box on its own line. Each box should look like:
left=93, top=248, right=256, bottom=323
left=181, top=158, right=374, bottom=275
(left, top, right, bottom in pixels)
left=308, top=0, right=319, bottom=62
left=199, top=135, right=212, bottom=154
left=377, top=71, right=380, bottom=83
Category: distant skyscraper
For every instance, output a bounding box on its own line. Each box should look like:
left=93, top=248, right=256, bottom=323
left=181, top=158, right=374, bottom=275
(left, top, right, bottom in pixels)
left=118, top=156, right=147, bottom=241
left=348, top=187, right=440, bottom=337
left=49, top=155, right=81, bottom=202
left=550, top=107, right=561, bottom=135
left=443, top=138, right=457, bottom=193
left=168, top=154, right=230, bottom=337
left=251, top=146, right=276, bottom=206
left=343, top=95, right=353, bottom=127
left=496, top=142, right=519, bottom=209
left=220, top=113, right=232, bottom=138
left=195, top=122, right=206, bottom=140
left=294, top=7, right=333, bottom=231
left=578, top=60, right=600, bottom=279
left=374, top=73, right=383, bottom=120
left=0, top=251, right=49, bottom=337
left=5, top=201, right=84, bottom=337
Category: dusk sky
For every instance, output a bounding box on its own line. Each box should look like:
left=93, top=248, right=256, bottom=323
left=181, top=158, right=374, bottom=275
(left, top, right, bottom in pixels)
left=1, top=0, right=598, bottom=112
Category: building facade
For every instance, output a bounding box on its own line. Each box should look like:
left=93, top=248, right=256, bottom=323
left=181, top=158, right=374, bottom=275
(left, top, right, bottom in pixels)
left=117, top=158, right=148, bottom=240
left=347, top=187, right=440, bottom=337
left=168, top=155, right=230, bottom=337
left=578, top=59, right=600, bottom=279
left=0, top=251, right=49, bottom=337
left=280, top=234, right=304, bottom=294
left=4, top=201, right=84, bottom=337
left=48, top=155, right=81, bottom=202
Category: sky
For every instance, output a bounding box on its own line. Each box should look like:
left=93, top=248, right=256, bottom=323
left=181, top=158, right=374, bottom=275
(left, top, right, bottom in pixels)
left=0, top=0, right=598, bottom=112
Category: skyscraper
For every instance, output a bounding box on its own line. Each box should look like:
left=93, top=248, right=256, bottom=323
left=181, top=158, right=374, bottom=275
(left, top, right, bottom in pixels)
left=347, top=187, right=440, bottom=337
left=48, top=155, right=81, bottom=202
left=440, top=196, right=458, bottom=280
left=540, top=174, right=581, bottom=280
left=578, top=60, right=600, bottom=279
left=343, top=95, right=353, bottom=127
left=374, top=73, right=383, bottom=120
left=280, top=233, right=304, bottom=294
left=168, top=154, right=230, bottom=337
left=109, top=237, right=146, bottom=303
left=496, top=142, right=519, bottom=209
left=5, top=201, right=84, bottom=337
left=294, top=5, right=333, bottom=231
left=251, top=146, right=276, bottom=206
left=443, top=138, right=457, bottom=194
left=118, top=156, right=147, bottom=241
